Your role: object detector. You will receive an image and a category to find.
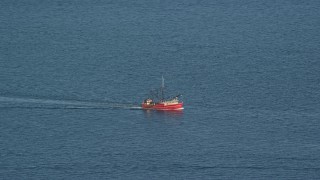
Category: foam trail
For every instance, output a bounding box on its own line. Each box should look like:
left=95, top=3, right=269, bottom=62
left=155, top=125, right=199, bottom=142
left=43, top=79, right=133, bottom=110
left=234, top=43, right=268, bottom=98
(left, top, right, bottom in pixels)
left=0, top=96, right=138, bottom=109
left=129, top=106, right=143, bottom=110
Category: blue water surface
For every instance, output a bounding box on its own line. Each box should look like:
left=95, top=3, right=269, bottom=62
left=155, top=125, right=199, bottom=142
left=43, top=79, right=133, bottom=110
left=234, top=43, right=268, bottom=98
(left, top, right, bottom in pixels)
left=1, top=0, right=320, bottom=179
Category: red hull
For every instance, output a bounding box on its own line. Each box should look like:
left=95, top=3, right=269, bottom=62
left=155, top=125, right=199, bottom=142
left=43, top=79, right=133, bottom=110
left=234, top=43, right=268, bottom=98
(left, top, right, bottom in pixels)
left=142, top=102, right=183, bottom=110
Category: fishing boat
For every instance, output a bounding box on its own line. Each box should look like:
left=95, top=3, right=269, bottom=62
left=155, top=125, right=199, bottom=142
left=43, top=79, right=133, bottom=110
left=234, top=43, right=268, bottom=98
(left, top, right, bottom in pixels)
left=142, top=77, right=184, bottom=110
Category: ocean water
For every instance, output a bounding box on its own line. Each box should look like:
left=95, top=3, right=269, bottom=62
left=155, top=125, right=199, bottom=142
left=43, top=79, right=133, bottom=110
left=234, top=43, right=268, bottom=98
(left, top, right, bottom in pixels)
left=1, top=0, right=320, bottom=179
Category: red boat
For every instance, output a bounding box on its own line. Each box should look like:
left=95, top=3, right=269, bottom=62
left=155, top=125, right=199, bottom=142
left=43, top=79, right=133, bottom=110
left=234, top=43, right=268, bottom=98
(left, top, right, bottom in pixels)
left=141, top=77, right=184, bottom=111
left=142, top=97, right=184, bottom=110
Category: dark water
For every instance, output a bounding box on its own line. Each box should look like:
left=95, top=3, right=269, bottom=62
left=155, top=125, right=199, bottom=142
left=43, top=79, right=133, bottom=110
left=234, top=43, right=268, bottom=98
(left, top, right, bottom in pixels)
left=1, top=0, right=320, bottom=179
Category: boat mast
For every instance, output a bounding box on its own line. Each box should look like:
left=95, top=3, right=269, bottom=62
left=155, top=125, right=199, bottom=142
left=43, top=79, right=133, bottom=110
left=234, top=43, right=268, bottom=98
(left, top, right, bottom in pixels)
left=161, top=76, right=165, bottom=101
